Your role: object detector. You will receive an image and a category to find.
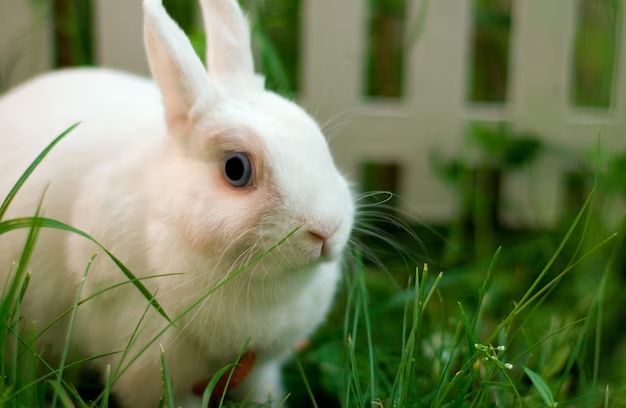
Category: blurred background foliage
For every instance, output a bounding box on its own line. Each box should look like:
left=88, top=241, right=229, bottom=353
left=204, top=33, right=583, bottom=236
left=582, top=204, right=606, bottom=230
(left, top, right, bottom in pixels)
left=365, top=0, right=407, bottom=98
left=2, top=0, right=626, bottom=406
left=23, top=0, right=301, bottom=96
left=572, top=0, right=621, bottom=108
left=17, top=0, right=623, bottom=107
left=468, top=0, right=512, bottom=103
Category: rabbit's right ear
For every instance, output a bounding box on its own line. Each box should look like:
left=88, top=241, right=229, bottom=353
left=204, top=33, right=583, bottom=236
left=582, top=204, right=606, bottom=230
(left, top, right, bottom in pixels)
left=144, top=0, right=212, bottom=133
left=200, top=0, right=260, bottom=86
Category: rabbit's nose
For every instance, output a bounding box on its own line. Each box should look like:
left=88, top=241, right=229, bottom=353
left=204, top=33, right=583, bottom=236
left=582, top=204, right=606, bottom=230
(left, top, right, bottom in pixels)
left=307, top=229, right=329, bottom=257
left=307, top=229, right=329, bottom=242
left=307, top=222, right=341, bottom=257
left=307, top=221, right=340, bottom=242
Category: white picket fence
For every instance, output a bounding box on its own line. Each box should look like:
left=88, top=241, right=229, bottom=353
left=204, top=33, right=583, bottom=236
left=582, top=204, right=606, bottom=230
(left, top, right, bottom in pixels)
left=1, top=0, right=625, bottom=226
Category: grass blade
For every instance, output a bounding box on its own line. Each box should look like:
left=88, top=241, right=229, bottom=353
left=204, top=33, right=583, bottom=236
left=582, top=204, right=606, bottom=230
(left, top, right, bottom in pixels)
left=217, top=345, right=252, bottom=408
left=35, top=274, right=179, bottom=342
left=200, top=364, right=235, bottom=408
left=102, top=365, right=111, bottom=408
left=46, top=381, right=75, bottom=408
left=346, top=336, right=364, bottom=407
left=524, top=366, right=557, bottom=407
left=112, top=289, right=159, bottom=382
left=458, top=302, right=476, bottom=356
left=294, top=355, right=318, bottom=408
left=472, top=246, right=501, bottom=330
left=159, top=345, right=175, bottom=408
left=112, top=227, right=300, bottom=385
left=52, top=255, right=96, bottom=408
left=0, top=123, right=79, bottom=221
left=9, top=350, right=120, bottom=399
left=0, top=208, right=42, bottom=355
left=356, top=252, right=376, bottom=402
left=487, top=191, right=594, bottom=343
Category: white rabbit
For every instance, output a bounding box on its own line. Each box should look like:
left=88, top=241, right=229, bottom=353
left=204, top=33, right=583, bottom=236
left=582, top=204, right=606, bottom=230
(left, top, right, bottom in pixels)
left=0, top=0, right=354, bottom=406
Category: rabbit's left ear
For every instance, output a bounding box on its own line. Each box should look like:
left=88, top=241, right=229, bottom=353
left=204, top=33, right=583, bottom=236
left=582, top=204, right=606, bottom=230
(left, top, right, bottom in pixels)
left=200, top=0, right=262, bottom=87
left=144, top=0, right=212, bottom=133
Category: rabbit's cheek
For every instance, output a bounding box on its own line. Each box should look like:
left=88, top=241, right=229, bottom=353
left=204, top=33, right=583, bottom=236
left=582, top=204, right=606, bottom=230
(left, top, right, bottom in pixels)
left=179, top=196, right=265, bottom=253
left=180, top=218, right=223, bottom=253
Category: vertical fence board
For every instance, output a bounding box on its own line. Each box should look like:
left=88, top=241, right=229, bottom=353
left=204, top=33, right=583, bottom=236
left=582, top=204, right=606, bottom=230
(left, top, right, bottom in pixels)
left=94, top=0, right=148, bottom=75
left=401, top=0, right=470, bottom=221
left=500, top=0, right=576, bottom=226
left=301, top=0, right=364, bottom=117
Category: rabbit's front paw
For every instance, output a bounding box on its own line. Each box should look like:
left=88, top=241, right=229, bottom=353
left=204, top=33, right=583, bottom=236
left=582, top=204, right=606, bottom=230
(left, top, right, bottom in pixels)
left=231, top=362, right=285, bottom=407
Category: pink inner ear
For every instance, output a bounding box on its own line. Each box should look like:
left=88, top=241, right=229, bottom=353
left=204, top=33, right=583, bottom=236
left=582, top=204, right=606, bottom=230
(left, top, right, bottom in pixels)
left=201, top=0, right=256, bottom=79
left=144, top=0, right=210, bottom=137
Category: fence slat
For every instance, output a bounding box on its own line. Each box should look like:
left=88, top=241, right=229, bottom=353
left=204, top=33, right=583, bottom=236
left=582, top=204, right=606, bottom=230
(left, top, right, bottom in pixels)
left=94, top=0, right=149, bottom=75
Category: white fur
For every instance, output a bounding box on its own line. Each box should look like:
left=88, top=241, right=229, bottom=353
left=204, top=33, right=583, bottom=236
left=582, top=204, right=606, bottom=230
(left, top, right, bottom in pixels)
left=0, top=0, right=354, bottom=406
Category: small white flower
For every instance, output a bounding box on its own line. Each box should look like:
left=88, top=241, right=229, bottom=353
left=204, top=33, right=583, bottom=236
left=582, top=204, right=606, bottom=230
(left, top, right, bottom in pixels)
left=505, top=363, right=513, bottom=370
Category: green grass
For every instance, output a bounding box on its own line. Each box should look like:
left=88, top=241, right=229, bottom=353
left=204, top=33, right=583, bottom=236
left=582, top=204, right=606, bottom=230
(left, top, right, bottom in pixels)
left=1, top=127, right=625, bottom=407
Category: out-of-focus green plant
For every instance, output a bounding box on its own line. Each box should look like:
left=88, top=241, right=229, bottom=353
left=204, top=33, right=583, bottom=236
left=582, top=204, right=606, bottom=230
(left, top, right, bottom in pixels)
left=467, top=123, right=543, bottom=169
left=162, top=0, right=195, bottom=33
left=432, top=123, right=542, bottom=186
left=604, top=153, right=626, bottom=199
left=572, top=0, right=621, bottom=108
left=365, top=0, right=407, bottom=98
left=165, top=0, right=301, bottom=98
left=247, top=0, right=301, bottom=97
left=431, top=123, right=544, bottom=262
left=23, top=0, right=300, bottom=97
left=469, top=0, right=512, bottom=103
left=47, top=0, right=94, bottom=67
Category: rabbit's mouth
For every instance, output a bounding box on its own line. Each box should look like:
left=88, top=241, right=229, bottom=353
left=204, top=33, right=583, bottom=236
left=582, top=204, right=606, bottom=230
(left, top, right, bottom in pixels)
left=243, top=240, right=343, bottom=278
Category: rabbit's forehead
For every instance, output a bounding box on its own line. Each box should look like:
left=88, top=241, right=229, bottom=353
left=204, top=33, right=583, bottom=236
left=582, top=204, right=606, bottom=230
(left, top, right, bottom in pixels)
left=251, top=108, right=347, bottom=213
left=245, top=96, right=338, bottom=174
left=214, top=93, right=335, bottom=164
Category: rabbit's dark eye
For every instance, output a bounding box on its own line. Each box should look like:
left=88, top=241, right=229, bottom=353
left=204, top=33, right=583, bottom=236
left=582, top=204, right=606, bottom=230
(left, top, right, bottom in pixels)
left=223, top=152, right=253, bottom=188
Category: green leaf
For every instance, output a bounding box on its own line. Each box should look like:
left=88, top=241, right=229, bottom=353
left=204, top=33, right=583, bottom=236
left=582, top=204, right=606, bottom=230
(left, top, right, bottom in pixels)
left=504, top=136, right=542, bottom=168
left=467, top=123, right=510, bottom=157
left=523, top=366, right=557, bottom=407
left=254, top=27, right=293, bottom=97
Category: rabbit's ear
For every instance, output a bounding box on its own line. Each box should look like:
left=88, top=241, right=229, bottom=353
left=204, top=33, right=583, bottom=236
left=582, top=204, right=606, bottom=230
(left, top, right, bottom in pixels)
left=200, top=0, right=258, bottom=83
left=144, top=0, right=211, bottom=132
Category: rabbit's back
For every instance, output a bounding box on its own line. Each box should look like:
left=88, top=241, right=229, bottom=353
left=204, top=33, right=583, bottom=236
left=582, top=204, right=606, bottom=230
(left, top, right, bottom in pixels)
left=0, top=68, right=164, bottom=217
left=0, top=68, right=166, bottom=338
